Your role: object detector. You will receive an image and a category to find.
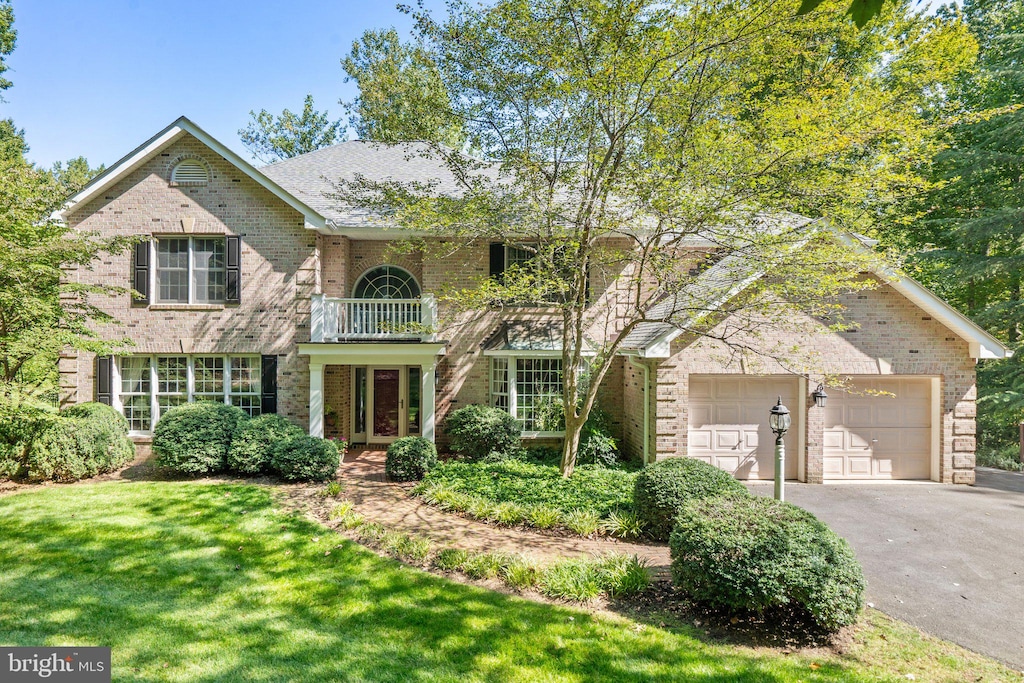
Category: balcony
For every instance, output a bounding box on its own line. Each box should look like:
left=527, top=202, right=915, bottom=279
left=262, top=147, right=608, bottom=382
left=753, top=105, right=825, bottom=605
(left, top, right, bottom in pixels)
left=310, top=294, right=437, bottom=342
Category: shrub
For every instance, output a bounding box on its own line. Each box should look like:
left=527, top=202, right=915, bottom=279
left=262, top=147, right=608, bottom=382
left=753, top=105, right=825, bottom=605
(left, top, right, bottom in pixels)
left=634, top=458, right=748, bottom=540
left=577, top=406, right=619, bottom=467
left=443, top=405, right=521, bottom=461
left=526, top=505, right=562, bottom=529
left=463, top=552, right=508, bottom=580
left=62, top=401, right=130, bottom=436
left=228, top=414, right=303, bottom=475
left=434, top=547, right=469, bottom=571
left=670, top=495, right=866, bottom=632
left=500, top=555, right=540, bottom=590
left=601, top=509, right=644, bottom=539
left=385, top=436, right=438, bottom=482
left=154, top=402, right=247, bottom=475
left=270, top=435, right=340, bottom=482
left=489, top=501, right=527, bottom=526
left=540, top=554, right=651, bottom=601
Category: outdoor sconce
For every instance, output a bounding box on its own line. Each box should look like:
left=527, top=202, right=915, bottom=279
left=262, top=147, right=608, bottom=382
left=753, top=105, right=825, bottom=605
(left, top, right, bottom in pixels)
left=812, top=383, right=828, bottom=409
left=769, top=396, right=791, bottom=502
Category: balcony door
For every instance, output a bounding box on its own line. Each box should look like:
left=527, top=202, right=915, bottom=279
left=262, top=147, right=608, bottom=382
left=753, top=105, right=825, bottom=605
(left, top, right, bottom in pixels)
left=357, top=366, right=422, bottom=445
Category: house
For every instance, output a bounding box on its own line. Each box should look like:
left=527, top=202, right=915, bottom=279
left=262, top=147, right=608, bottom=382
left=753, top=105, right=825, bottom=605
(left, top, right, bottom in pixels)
left=56, top=116, right=1011, bottom=484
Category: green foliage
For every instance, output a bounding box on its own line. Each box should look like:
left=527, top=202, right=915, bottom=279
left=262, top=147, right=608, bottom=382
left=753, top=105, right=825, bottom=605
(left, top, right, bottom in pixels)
left=154, top=402, right=247, bottom=475
left=601, top=509, right=644, bottom=540
left=500, top=555, right=541, bottom=590
left=0, top=0, right=14, bottom=94
left=328, top=501, right=355, bottom=519
left=385, top=436, right=438, bottom=482
left=539, top=554, right=650, bottom=601
left=634, top=458, right=749, bottom=541
left=239, top=94, right=343, bottom=164
left=462, top=552, right=508, bottom=580
left=322, top=481, right=344, bottom=498
left=443, top=404, right=521, bottom=462
left=20, top=407, right=134, bottom=483
left=526, top=504, right=562, bottom=529
left=433, top=547, right=469, bottom=571
left=270, top=435, right=340, bottom=482
left=341, top=28, right=462, bottom=145
left=670, top=495, right=865, bottom=632
left=562, top=508, right=602, bottom=537
left=977, top=445, right=1024, bottom=472
left=50, top=156, right=104, bottom=199
left=488, top=500, right=527, bottom=526
left=227, top=414, right=304, bottom=475
left=577, top=407, right=619, bottom=467
left=418, top=459, right=636, bottom=520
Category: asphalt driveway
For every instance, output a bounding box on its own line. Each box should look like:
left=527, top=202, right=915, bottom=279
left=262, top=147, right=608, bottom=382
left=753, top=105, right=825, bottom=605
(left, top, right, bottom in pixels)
left=751, top=468, right=1024, bottom=670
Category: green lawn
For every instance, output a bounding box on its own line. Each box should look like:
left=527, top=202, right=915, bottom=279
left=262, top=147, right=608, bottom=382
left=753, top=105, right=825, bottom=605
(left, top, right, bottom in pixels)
left=0, top=482, right=1016, bottom=682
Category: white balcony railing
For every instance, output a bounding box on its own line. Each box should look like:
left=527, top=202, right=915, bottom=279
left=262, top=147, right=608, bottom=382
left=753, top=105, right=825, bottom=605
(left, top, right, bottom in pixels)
left=311, top=294, right=436, bottom=342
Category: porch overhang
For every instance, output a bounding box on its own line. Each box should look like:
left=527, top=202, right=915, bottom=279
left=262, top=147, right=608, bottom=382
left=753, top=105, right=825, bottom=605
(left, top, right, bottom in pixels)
left=298, top=341, right=447, bottom=366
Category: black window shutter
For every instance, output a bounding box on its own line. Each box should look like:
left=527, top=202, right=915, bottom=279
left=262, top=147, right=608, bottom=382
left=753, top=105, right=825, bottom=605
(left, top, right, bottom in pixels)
left=261, top=355, right=277, bottom=414
left=133, top=240, right=150, bottom=304
left=96, top=356, right=113, bottom=405
left=489, top=242, right=505, bottom=279
left=226, top=236, right=241, bottom=304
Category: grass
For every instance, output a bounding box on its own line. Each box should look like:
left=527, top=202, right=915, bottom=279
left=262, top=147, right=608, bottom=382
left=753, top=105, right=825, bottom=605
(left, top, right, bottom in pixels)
left=0, top=482, right=1019, bottom=682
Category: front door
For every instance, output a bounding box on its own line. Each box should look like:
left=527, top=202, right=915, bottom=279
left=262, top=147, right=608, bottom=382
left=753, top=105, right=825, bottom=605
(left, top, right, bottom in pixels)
left=371, top=368, right=402, bottom=443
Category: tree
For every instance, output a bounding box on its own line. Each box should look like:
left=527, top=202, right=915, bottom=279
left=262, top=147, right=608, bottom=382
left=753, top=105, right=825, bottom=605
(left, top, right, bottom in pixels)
left=0, top=0, right=14, bottom=96
left=341, top=28, right=462, bottom=145
left=239, top=94, right=343, bottom=164
left=882, top=0, right=1024, bottom=460
left=51, top=156, right=105, bottom=198
left=336, top=0, right=974, bottom=476
left=0, top=127, right=133, bottom=398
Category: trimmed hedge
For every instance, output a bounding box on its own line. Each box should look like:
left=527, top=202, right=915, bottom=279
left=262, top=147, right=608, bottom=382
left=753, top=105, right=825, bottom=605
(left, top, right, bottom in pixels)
left=271, top=435, right=340, bottom=482
left=634, top=457, right=748, bottom=541
left=386, top=436, right=438, bottom=482
left=443, top=405, right=521, bottom=461
left=154, top=402, right=248, bottom=475
left=670, top=495, right=866, bottom=632
left=13, top=403, right=135, bottom=482
left=228, top=414, right=304, bottom=474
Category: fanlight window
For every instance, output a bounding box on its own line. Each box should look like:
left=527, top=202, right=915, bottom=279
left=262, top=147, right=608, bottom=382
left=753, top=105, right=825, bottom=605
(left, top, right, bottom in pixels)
left=353, top=266, right=420, bottom=299
left=170, top=159, right=209, bottom=184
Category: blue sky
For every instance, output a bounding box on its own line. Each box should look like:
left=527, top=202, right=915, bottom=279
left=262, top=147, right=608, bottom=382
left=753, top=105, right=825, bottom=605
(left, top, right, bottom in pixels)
left=2, top=0, right=443, bottom=169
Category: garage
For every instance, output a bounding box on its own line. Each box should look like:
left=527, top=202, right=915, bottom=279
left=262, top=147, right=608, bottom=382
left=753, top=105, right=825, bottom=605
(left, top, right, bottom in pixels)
left=823, top=377, right=934, bottom=480
left=688, top=375, right=800, bottom=480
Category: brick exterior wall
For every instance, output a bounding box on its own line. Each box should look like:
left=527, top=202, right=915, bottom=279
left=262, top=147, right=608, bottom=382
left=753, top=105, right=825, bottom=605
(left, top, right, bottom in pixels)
left=653, top=280, right=977, bottom=483
left=62, top=133, right=316, bottom=432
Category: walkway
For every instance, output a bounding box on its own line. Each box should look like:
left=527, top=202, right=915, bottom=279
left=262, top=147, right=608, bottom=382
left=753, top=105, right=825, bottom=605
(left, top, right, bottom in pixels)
left=318, top=448, right=672, bottom=571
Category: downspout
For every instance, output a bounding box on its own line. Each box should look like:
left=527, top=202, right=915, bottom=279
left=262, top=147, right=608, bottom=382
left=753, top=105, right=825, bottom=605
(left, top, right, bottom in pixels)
left=628, top=356, right=651, bottom=465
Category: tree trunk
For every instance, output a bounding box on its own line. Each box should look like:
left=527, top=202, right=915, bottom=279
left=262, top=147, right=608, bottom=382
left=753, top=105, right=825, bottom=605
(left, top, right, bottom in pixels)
left=560, top=411, right=585, bottom=478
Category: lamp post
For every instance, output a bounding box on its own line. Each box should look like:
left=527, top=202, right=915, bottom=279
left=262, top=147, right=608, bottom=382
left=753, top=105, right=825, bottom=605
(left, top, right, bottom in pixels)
left=769, top=396, right=791, bottom=502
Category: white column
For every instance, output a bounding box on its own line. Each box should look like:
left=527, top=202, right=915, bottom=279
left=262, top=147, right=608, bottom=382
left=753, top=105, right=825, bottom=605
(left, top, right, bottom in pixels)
left=421, top=361, right=436, bottom=443
left=310, top=294, right=325, bottom=343
left=309, top=362, right=325, bottom=437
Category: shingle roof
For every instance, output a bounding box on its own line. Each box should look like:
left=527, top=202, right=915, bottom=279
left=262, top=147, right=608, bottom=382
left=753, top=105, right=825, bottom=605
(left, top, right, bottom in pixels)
left=259, top=141, right=498, bottom=227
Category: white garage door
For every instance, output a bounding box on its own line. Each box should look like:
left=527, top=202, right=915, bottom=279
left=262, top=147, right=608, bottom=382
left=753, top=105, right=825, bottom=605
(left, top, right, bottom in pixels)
left=688, top=376, right=799, bottom=480
left=823, top=377, right=932, bottom=480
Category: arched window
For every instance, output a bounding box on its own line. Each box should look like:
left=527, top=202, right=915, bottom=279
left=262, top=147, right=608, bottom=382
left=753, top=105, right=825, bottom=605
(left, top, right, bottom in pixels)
left=170, top=158, right=209, bottom=185
left=353, top=265, right=420, bottom=299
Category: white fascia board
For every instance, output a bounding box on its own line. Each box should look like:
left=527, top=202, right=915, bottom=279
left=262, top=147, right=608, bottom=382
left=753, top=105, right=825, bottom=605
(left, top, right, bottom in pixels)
left=57, top=116, right=327, bottom=231
left=298, top=342, right=447, bottom=366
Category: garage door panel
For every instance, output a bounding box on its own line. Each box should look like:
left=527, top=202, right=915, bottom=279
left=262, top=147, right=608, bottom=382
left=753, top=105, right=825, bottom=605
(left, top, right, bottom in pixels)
left=689, top=378, right=713, bottom=399
left=823, top=377, right=932, bottom=480
left=687, top=376, right=798, bottom=480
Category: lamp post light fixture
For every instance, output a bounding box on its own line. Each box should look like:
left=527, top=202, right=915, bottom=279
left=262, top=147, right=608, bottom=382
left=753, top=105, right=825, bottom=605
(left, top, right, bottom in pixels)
left=769, top=396, right=791, bottom=502
left=812, top=383, right=829, bottom=409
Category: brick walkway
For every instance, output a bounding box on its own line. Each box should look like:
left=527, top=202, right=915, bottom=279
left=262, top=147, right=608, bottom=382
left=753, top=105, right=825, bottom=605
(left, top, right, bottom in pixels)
left=333, top=448, right=672, bottom=571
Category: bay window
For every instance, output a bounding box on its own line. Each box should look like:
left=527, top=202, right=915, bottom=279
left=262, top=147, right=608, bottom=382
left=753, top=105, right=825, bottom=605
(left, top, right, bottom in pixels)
left=489, top=356, right=564, bottom=433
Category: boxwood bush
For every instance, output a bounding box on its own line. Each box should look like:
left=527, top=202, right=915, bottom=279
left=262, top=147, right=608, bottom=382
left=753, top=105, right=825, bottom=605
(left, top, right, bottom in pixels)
left=154, top=402, right=247, bottom=475
left=18, top=403, right=135, bottom=482
left=228, top=414, right=303, bottom=474
left=443, top=404, right=521, bottom=461
left=271, top=435, right=340, bottom=482
left=385, top=436, right=438, bottom=482
left=634, top=457, right=748, bottom=540
left=670, top=495, right=866, bottom=632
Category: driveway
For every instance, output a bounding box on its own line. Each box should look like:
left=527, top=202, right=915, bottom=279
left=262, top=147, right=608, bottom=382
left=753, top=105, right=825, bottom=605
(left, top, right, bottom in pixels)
left=752, top=468, right=1024, bottom=669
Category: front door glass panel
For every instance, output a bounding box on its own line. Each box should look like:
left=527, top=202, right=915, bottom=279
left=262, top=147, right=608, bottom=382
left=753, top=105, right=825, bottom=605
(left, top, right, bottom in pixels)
left=373, top=369, right=401, bottom=437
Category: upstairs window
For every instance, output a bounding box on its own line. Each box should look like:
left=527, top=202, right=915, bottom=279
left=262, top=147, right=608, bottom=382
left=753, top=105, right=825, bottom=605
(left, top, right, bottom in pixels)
left=353, top=265, right=420, bottom=299
left=155, top=236, right=226, bottom=304
left=170, top=158, right=209, bottom=185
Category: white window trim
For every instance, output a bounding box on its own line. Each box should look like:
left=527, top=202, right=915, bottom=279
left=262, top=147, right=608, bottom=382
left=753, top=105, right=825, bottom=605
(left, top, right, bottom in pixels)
left=489, top=354, right=566, bottom=438
left=152, top=236, right=227, bottom=305
left=113, top=354, right=261, bottom=436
